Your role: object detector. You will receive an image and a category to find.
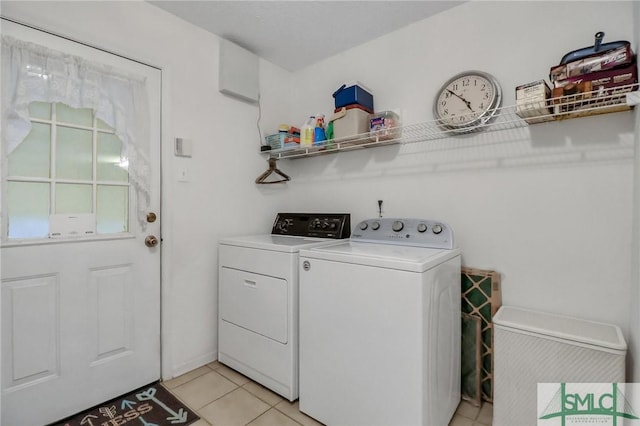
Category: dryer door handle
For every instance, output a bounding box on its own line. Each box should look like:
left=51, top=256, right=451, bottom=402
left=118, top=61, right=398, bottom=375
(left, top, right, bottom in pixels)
left=244, top=279, right=257, bottom=288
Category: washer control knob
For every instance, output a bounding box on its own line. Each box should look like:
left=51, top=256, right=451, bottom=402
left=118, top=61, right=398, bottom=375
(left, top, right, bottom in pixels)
left=371, top=221, right=381, bottom=230
left=392, top=220, right=404, bottom=232
left=432, top=224, right=443, bottom=234
left=359, top=222, right=368, bottom=230
left=417, top=223, right=428, bottom=233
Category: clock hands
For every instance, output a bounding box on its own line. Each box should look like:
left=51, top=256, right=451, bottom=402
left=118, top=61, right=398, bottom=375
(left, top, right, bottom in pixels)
left=446, top=89, right=475, bottom=113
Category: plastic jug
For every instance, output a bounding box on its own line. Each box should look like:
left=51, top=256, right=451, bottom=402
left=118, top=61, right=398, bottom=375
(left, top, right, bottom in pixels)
left=301, top=116, right=315, bottom=146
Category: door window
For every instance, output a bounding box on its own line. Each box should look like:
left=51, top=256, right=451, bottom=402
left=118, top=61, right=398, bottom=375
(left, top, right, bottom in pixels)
left=6, top=102, right=131, bottom=239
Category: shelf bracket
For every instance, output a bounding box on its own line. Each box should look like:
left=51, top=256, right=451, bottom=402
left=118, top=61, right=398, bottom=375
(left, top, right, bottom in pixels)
left=627, top=91, right=640, bottom=107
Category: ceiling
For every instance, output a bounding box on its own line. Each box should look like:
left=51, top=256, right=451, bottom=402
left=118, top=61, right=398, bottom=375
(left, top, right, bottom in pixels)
left=148, top=1, right=464, bottom=71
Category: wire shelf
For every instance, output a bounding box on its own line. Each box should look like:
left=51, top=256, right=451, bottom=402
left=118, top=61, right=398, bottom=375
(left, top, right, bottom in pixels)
left=267, top=83, right=639, bottom=160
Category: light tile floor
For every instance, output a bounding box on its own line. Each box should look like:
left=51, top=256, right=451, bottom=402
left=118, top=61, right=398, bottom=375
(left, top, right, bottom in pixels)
left=163, top=361, right=493, bottom=426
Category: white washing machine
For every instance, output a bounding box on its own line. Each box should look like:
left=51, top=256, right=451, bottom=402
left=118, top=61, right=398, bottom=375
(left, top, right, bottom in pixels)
left=299, top=218, right=461, bottom=426
left=218, top=213, right=350, bottom=401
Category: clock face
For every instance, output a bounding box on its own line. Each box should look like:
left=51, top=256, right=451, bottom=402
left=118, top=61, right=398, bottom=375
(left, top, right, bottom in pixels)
left=433, top=71, right=502, bottom=131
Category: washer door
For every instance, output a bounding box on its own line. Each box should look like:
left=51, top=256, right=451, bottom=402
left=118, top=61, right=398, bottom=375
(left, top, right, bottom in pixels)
left=219, top=267, right=288, bottom=344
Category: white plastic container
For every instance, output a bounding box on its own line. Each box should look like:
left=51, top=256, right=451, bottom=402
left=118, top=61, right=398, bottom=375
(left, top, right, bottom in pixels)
left=493, top=306, right=626, bottom=426
left=369, top=110, right=401, bottom=141
left=300, top=116, right=315, bottom=146
left=331, top=107, right=370, bottom=142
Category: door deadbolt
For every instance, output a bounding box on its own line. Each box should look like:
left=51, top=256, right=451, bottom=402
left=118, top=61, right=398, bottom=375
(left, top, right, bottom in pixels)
left=302, top=260, right=311, bottom=271
left=145, top=235, right=159, bottom=248
left=146, top=212, right=157, bottom=223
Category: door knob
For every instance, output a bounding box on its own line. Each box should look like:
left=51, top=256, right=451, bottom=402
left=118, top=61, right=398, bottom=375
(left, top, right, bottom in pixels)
left=145, top=235, right=159, bottom=247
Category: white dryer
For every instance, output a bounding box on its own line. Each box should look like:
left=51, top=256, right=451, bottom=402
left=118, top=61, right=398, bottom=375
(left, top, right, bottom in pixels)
left=218, top=213, right=350, bottom=401
left=299, top=218, right=461, bottom=426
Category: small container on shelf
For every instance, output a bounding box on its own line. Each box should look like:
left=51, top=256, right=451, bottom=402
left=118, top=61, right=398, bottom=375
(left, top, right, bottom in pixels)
left=265, top=132, right=300, bottom=151
left=332, top=82, right=374, bottom=113
left=265, top=133, right=282, bottom=150
left=515, top=80, right=554, bottom=124
left=369, top=110, right=401, bottom=141
left=313, top=114, right=327, bottom=145
left=300, top=116, right=316, bottom=146
left=330, top=106, right=371, bottom=143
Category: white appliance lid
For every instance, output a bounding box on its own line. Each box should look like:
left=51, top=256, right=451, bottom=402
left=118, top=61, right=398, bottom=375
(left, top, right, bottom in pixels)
left=300, top=241, right=461, bottom=272
left=493, top=306, right=627, bottom=351
left=219, top=234, right=336, bottom=252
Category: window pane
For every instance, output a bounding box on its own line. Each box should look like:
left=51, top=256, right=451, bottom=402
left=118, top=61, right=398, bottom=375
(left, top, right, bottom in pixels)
left=56, top=102, right=93, bottom=127
left=55, top=183, right=92, bottom=214
left=97, top=185, right=129, bottom=234
left=97, top=132, right=128, bottom=182
left=8, top=122, right=51, bottom=178
left=56, top=126, right=93, bottom=180
left=7, top=182, right=50, bottom=239
left=28, top=101, right=51, bottom=120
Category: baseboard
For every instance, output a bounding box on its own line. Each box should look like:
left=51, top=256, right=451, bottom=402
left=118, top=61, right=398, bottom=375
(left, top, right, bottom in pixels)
left=170, top=351, right=217, bottom=379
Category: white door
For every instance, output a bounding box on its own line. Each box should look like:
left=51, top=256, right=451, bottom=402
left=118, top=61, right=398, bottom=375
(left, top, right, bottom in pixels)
left=1, top=21, right=162, bottom=425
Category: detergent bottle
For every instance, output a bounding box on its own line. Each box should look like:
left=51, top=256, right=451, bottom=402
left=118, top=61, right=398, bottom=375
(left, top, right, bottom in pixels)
left=301, top=116, right=315, bottom=146
left=313, top=114, right=326, bottom=145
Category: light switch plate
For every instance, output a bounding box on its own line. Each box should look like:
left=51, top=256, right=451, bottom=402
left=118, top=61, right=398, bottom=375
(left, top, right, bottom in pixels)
left=177, top=165, right=189, bottom=182
left=175, top=137, right=193, bottom=157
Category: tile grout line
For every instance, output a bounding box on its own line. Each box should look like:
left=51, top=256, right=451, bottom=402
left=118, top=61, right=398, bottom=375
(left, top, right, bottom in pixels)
left=162, top=363, right=218, bottom=391
left=166, top=364, right=305, bottom=426
left=165, top=368, right=242, bottom=419
left=239, top=382, right=280, bottom=407
left=242, top=406, right=304, bottom=426
left=196, top=376, right=242, bottom=409
left=234, top=381, right=305, bottom=425
left=167, top=363, right=492, bottom=425
left=273, top=405, right=303, bottom=426
left=207, top=362, right=306, bottom=425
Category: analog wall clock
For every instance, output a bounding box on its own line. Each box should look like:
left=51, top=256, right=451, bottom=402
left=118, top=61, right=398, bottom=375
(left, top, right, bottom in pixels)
left=433, top=70, right=502, bottom=133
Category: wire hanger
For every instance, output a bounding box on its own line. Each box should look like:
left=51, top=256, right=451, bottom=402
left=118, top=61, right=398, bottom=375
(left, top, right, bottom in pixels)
left=255, top=157, right=291, bottom=184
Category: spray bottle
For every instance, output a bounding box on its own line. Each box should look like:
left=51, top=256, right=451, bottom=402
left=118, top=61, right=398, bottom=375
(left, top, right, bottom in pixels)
left=313, top=114, right=326, bottom=145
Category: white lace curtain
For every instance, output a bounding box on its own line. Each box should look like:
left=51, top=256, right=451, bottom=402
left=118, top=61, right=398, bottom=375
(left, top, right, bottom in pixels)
left=1, top=35, right=151, bottom=224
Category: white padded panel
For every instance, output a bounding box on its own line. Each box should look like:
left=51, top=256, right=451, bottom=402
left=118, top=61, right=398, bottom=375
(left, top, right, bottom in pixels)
left=2, top=275, right=59, bottom=389
left=89, top=266, right=133, bottom=363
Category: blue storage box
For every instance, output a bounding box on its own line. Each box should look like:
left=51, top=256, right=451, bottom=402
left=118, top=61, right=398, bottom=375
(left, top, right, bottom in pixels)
left=333, top=83, right=374, bottom=113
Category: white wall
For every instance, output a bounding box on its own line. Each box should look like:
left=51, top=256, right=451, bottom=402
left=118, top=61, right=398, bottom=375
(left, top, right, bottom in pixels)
left=273, top=1, right=637, bottom=345
left=1, top=0, right=292, bottom=378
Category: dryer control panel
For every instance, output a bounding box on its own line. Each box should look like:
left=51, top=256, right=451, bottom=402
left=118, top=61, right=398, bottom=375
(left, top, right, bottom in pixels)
left=272, top=213, right=351, bottom=239
left=351, top=218, right=454, bottom=249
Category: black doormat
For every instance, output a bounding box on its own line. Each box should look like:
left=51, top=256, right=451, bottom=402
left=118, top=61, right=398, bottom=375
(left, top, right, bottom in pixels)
left=50, top=382, right=199, bottom=426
